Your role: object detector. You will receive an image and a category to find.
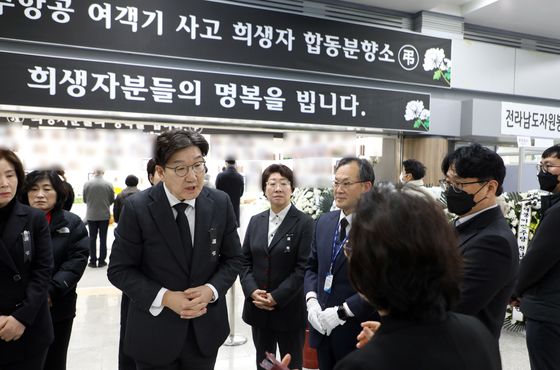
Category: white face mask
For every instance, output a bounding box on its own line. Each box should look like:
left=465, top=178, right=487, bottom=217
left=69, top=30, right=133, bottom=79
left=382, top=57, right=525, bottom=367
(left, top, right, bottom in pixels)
left=399, top=173, right=406, bottom=183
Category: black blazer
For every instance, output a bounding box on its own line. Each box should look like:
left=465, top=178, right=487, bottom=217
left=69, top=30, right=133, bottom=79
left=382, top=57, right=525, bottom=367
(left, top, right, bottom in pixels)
left=48, top=208, right=89, bottom=322
left=517, top=195, right=560, bottom=324
left=0, top=201, right=54, bottom=363
left=304, top=210, right=378, bottom=348
left=240, top=205, right=313, bottom=331
left=215, top=167, right=244, bottom=225
left=334, top=313, right=501, bottom=370
left=107, top=183, right=243, bottom=365
left=454, top=206, right=519, bottom=339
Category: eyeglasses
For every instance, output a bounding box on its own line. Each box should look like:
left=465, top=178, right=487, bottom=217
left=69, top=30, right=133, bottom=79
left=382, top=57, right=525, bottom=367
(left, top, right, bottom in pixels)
left=537, top=163, right=560, bottom=173
left=266, top=181, right=291, bottom=188
left=439, top=179, right=487, bottom=193
left=333, top=180, right=367, bottom=189
left=166, top=161, right=206, bottom=177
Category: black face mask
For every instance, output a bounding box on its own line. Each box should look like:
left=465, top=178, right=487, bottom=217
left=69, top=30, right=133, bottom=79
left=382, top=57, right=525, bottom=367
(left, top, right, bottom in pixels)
left=445, top=182, right=488, bottom=216
left=538, top=170, right=559, bottom=192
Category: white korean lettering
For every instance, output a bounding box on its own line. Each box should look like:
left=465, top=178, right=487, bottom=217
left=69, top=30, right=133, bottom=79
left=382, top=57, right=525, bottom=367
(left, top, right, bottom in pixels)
left=88, top=3, right=111, bottom=29
left=254, top=25, right=273, bottom=48
left=239, top=85, right=262, bottom=110
left=150, top=77, right=176, bottom=103
left=361, top=40, right=378, bottom=62
left=47, top=0, right=74, bottom=23
left=232, top=22, right=252, bottom=46
left=0, top=1, right=15, bottom=16
left=177, top=80, right=201, bottom=106
left=323, top=35, right=341, bottom=57
left=200, top=18, right=222, bottom=40
left=91, top=72, right=120, bottom=100
left=176, top=15, right=199, bottom=39
left=304, top=32, right=322, bottom=55
left=215, top=83, right=236, bottom=108
left=342, top=38, right=359, bottom=60
left=27, top=66, right=56, bottom=96
left=275, top=28, right=294, bottom=51
left=142, top=10, right=163, bottom=36
left=19, top=0, right=46, bottom=20
left=339, top=94, right=359, bottom=117
left=319, top=93, right=337, bottom=115
left=378, top=43, right=395, bottom=62
left=263, top=87, right=285, bottom=111
left=121, top=75, right=148, bottom=101
left=59, top=69, right=87, bottom=97
left=115, top=6, right=138, bottom=32
left=297, top=90, right=315, bottom=113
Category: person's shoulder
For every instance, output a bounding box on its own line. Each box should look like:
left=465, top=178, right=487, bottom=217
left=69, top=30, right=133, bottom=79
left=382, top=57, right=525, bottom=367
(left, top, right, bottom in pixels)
left=205, top=186, right=228, bottom=201
left=334, top=342, right=381, bottom=370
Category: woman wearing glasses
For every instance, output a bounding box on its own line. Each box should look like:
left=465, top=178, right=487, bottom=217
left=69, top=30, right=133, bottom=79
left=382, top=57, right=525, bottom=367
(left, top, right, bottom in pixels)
left=335, top=184, right=500, bottom=370
left=20, top=170, right=89, bottom=370
left=0, top=150, right=54, bottom=370
left=240, top=164, right=314, bottom=370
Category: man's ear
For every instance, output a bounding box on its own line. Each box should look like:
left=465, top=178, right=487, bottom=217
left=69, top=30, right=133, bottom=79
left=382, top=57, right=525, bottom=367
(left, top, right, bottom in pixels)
left=155, top=165, right=165, bottom=178
left=487, top=179, right=499, bottom=195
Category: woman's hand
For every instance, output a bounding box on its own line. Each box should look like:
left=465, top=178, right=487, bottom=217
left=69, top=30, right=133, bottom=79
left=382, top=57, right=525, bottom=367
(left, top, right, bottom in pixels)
left=356, top=321, right=381, bottom=349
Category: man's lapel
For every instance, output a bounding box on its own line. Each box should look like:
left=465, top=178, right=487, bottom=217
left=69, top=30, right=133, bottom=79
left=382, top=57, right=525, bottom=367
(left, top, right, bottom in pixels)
left=192, top=188, right=214, bottom=265
left=147, top=183, right=189, bottom=275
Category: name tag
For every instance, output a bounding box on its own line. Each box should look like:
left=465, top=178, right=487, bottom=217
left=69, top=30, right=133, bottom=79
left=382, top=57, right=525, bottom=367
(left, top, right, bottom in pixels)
left=324, top=273, right=333, bottom=293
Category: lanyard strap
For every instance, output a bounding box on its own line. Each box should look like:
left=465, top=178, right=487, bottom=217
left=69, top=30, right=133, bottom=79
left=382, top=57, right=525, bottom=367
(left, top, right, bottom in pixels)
left=329, top=222, right=348, bottom=273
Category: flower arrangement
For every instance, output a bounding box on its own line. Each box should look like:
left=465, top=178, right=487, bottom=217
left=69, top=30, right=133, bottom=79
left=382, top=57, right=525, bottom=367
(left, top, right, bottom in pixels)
left=404, top=100, right=430, bottom=131
left=501, top=191, right=542, bottom=259
left=423, top=48, right=451, bottom=86
left=292, top=187, right=334, bottom=219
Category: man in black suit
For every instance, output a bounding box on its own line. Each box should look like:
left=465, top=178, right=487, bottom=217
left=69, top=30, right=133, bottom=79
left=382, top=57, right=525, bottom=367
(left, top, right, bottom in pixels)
left=215, top=158, right=244, bottom=226
left=516, top=144, right=560, bottom=370
left=108, top=129, right=243, bottom=370
left=240, top=164, right=313, bottom=370
left=441, top=143, right=518, bottom=340
left=304, top=157, right=378, bottom=370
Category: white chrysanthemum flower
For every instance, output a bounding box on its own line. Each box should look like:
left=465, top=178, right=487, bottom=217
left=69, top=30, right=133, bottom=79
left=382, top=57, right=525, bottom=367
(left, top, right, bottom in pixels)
left=404, top=100, right=425, bottom=121
left=423, top=48, right=446, bottom=71
left=420, top=109, right=430, bottom=121
left=441, top=58, right=452, bottom=71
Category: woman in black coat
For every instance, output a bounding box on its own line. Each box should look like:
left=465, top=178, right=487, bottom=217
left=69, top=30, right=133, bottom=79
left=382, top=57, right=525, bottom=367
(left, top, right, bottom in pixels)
left=0, top=149, right=54, bottom=370
left=20, top=169, right=89, bottom=370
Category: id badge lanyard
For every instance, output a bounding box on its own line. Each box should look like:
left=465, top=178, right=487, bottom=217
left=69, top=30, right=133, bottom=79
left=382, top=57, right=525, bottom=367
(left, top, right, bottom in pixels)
left=324, top=222, right=348, bottom=294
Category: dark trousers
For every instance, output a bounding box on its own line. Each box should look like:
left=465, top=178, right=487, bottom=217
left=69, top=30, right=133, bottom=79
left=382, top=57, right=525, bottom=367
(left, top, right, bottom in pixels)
left=44, top=317, right=74, bottom=370
left=119, top=294, right=136, bottom=370
left=251, top=326, right=304, bottom=370
left=88, top=220, right=109, bottom=264
left=526, top=318, right=560, bottom=370
left=316, top=330, right=359, bottom=370
left=1, top=348, right=48, bottom=370
left=135, top=323, right=217, bottom=370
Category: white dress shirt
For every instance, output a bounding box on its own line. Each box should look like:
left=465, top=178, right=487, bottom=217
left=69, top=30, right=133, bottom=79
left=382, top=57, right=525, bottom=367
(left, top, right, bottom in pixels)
left=268, top=204, right=292, bottom=246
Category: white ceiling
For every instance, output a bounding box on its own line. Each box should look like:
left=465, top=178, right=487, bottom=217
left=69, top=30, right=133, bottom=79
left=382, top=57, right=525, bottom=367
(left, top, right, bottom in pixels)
left=328, top=0, right=560, bottom=40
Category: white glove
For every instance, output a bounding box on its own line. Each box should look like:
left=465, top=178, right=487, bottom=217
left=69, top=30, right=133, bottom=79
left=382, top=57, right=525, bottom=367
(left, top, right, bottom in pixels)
left=318, top=306, right=346, bottom=336
left=307, top=298, right=326, bottom=335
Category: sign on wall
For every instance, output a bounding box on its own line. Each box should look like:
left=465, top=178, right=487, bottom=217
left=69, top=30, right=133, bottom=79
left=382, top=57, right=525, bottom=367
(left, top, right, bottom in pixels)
left=501, top=102, right=560, bottom=139
left=0, top=52, right=431, bottom=132
left=0, top=0, right=452, bottom=88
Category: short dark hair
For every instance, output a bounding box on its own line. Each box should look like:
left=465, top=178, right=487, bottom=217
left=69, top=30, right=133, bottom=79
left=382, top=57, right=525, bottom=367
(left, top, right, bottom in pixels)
left=225, top=158, right=236, bottom=165
left=441, top=143, right=506, bottom=196
left=125, top=175, right=139, bottom=187
left=542, top=144, right=560, bottom=160
left=154, top=129, right=209, bottom=167
left=335, top=157, right=375, bottom=183
left=403, top=159, right=426, bottom=180
left=146, top=158, right=156, bottom=183
left=0, top=149, right=25, bottom=194
left=348, top=184, right=462, bottom=321
left=20, top=170, right=67, bottom=211
left=261, top=164, right=295, bottom=193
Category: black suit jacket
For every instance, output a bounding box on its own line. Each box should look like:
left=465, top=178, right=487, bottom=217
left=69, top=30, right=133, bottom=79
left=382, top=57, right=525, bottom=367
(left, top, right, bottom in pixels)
left=107, top=183, right=243, bottom=365
left=304, top=210, right=378, bottom=348
left=334, top=313, right=501, bottom=370
left=215, top=167, right=244, bottom=225
left=0, top=201, right=54, bottom=363
left=517, top=194, right=560, bottom=324
left=48, top=209, right=89, bottom=322
left=454, top=206, right=519, bottom=339
left=240, top=205, right=313, bottom=331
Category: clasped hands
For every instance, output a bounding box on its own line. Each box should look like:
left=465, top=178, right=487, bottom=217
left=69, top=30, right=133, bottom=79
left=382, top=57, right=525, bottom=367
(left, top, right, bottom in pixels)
left=0, top=315, right=25, bottom=342
left=306, top=298, right=346, bottom=336
left=251, top=289, right=277, bottom=311
left=163, top=285, right=213, bottom=319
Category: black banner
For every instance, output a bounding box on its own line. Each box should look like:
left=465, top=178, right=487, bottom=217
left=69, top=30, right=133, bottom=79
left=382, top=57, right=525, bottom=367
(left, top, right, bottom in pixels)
left=0, top=0, right=452, bottom=88
left=0, top=52, right=431, bottom=131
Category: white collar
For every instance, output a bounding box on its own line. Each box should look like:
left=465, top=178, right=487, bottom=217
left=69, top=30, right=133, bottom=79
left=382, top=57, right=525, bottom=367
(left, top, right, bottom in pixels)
left=270, top=203, right=291, bottom=221
left=339, top=211, right=353, bottom=225
left=163, top=182, right=197, bottom=209
left=456, top=204, right=497, bottom=226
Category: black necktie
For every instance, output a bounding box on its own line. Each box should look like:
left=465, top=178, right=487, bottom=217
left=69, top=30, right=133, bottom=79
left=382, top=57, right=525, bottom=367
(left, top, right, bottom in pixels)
left=174, top=203, right=193, bottom=263
left=339, top=218, right=348, bottom=242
